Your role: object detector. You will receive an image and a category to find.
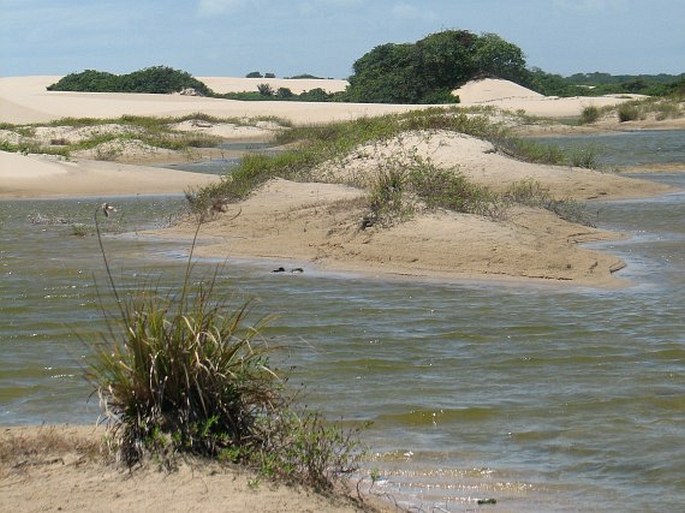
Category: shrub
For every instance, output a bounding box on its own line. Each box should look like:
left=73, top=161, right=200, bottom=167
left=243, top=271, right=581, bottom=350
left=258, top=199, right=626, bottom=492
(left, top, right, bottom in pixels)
left=86, top=207, right=364, bottom=490
left=579, top=105, right=600, bottom=124
left=47, top=66, right=213, bottom=96
left=618, top=103, right=640, bottom=122
left=246, top=71, right=263, bottom=78
left=257, top=83, right=274, bottom=97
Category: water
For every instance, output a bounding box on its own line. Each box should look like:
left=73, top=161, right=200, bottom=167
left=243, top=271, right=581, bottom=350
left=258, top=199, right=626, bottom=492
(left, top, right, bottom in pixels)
left=532, top=129, right=685, bottom=167
left=163, top=140, right=280, bottom=175
left=1, top=132, right=684, bottom=512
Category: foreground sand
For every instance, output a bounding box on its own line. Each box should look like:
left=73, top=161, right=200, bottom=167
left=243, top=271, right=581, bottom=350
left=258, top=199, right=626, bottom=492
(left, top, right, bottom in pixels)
left=0, top=425, right=392, bottom=513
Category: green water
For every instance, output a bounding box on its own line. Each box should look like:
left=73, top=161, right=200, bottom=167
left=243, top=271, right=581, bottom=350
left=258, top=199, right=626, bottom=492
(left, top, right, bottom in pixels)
left=1, top=132, right=684, bottom=512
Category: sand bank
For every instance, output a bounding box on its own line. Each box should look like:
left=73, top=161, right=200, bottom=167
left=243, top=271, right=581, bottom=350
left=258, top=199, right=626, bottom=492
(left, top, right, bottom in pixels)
left=453, top=77, right=645, bottom=118
left=0, top=76, right=421, bottom=125
left=149, top=131, right=672, bottom=288
left=0, top=150, right=220, bottom=198
left=0, top=425, right=389, bottom=513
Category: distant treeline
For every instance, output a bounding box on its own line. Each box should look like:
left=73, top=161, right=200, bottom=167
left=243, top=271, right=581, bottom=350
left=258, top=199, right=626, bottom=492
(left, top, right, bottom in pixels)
left=526, top=69, right=685, bottom=97
left=47, top=31, right=685, bottom=103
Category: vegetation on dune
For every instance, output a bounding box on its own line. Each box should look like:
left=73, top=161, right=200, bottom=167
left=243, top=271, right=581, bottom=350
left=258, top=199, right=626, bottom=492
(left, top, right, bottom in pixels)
left=47, top=66, right=214, bottom=96
left=0, top=113, right=290, bottom=160
left=85, top=208, right=364, bottom=491
left=44, top=32, right=684, bottom=104
left=188, top=108, right=597, bottom=228
left=342, top=30, right=527, bottom=104
left=577, top=96, right=683, bottom=125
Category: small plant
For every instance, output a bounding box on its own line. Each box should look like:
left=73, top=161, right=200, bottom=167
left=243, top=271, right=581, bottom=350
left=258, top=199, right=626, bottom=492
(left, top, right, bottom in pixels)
left=579, top=105, right=600, bottom=124
left=568, top=144, right=601, bottom=169
left=257, top=83, right=274, bottom=97
left=618, top=103, right=640, bottom=122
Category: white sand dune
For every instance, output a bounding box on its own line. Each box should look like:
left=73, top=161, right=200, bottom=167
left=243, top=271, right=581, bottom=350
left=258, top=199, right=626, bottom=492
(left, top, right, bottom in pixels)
left=198, top=76, right=348, bottom=95
left=453, top=78, right=643, bottom=117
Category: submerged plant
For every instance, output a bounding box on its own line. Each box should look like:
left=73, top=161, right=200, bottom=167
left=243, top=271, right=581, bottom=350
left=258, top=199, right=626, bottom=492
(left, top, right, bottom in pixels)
left=85, top=204, right=363, bottom=490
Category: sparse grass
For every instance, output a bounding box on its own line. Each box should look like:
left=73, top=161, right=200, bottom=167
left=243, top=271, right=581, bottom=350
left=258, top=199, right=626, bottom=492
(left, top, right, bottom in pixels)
left=0, top=114, right=289, bottom=160
left=504, top=178, right=596, bottom=226
left=0, top=427, right=106, bottom=475
left=85, top=206, right=364, bottom=491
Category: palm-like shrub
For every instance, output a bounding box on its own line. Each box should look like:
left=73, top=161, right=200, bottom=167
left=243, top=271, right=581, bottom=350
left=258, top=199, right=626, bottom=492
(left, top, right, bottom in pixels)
left=87, top=284, right=278, bottom=465
left=86, top=207, right=363, bottom=489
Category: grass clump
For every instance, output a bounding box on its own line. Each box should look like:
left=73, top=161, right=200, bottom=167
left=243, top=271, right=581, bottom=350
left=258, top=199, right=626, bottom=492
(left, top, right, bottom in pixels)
left=362, top=156, right=502, bottom=228
left=86, top=206, right=363, bottom=491
left=579, top=105, right=600, bottom=124
left=617, top=103, right=641, bottom=122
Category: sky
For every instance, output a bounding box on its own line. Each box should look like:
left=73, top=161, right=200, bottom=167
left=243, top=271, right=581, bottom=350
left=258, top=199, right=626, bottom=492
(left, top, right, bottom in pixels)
left=1, top=0, right=683, bottom=79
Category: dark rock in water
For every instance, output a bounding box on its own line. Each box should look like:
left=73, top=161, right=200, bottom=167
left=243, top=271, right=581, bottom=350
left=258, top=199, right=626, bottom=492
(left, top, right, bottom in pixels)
left=290, top=267, right=304, bottom=274
left=272, top=267, right=286, bottom=273
left=477, top=498, right=497, bottom=505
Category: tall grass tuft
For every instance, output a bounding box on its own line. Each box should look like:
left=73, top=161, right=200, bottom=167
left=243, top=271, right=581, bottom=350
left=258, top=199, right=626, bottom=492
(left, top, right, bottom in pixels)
left=85, top=205, right=364, bottom=490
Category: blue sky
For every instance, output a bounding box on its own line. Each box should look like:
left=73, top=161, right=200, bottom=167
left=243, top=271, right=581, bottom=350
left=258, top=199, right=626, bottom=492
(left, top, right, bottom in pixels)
left=1, top=0, right=683, bottom=78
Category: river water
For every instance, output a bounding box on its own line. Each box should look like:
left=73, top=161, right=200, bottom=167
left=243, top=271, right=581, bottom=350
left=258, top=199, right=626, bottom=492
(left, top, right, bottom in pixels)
left=1, top=130, right=684, bottom=512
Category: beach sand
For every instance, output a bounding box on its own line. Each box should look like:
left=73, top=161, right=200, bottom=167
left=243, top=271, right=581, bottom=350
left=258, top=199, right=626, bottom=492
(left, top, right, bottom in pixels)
left=0, top=75, right=680, bottom=511
left=0, top=425, right=390, bottom=513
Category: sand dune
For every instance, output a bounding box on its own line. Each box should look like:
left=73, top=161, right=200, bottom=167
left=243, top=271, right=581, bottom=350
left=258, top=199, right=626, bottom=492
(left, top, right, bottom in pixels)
left=0, top=76, right=644, bottom=126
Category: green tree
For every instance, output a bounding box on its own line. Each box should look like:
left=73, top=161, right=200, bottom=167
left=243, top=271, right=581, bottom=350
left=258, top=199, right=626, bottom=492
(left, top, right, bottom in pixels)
left=472, top=33, right=527, bottom=84
left=344, top=30, right=529, bottom=104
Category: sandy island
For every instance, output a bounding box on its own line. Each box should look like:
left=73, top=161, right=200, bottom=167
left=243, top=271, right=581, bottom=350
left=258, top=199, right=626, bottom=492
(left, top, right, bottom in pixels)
left=1, top=75, right=682, bottom=511
left=0, top=76, right=678, bottom=287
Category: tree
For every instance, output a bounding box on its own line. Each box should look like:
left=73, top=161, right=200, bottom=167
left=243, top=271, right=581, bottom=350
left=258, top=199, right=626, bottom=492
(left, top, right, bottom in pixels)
left=472, top=33, right=527, bottom=84
left=246, top=71, right=263, bottom=78
left=344, top=30, right=529, bottom=104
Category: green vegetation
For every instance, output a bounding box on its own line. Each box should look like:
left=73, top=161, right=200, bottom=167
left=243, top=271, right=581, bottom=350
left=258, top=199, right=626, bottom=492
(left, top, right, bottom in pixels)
left=525, top=69, right=685, bottom=97
left=86, top=208, right=364, bottom=491
left=189, top=108, right=597, bottom=227
left=47, top=66, right=213, bottom=96
left=0, top=114, right=290, bottom=160
left=343, top=30, right=526, bottom=103
left=618, top=103, right=641, bottom=122
left=504, top=178, right=596, bottom=226
left=579, top=105, right=600, bottom=124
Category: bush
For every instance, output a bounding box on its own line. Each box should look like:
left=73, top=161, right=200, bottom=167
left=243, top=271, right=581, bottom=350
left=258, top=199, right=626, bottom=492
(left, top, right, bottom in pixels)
left=47, top=66, right=213, bottom=96
left=86, top=208, right=364, bottom=490
left=618, top=103, right=640, bottom=122
left=257, top=83, right=274, bottom=97
left=246, top=71, right=263, bottom=78
left=579, top=105, right=600, bottom=124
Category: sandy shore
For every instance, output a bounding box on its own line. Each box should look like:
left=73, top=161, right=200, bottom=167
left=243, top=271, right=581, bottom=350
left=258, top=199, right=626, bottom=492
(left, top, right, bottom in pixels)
left=1, top=76, right=678, bottom=286
left=0, top=150, right=220, bottom=198
left=1, top=75, right=682, bottom=511
left=0, top=425, right=391, bottom=513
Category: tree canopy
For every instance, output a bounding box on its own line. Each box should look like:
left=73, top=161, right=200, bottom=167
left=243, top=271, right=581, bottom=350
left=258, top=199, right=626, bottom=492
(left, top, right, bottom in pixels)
left=343, top=30, right=528, bottom=104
